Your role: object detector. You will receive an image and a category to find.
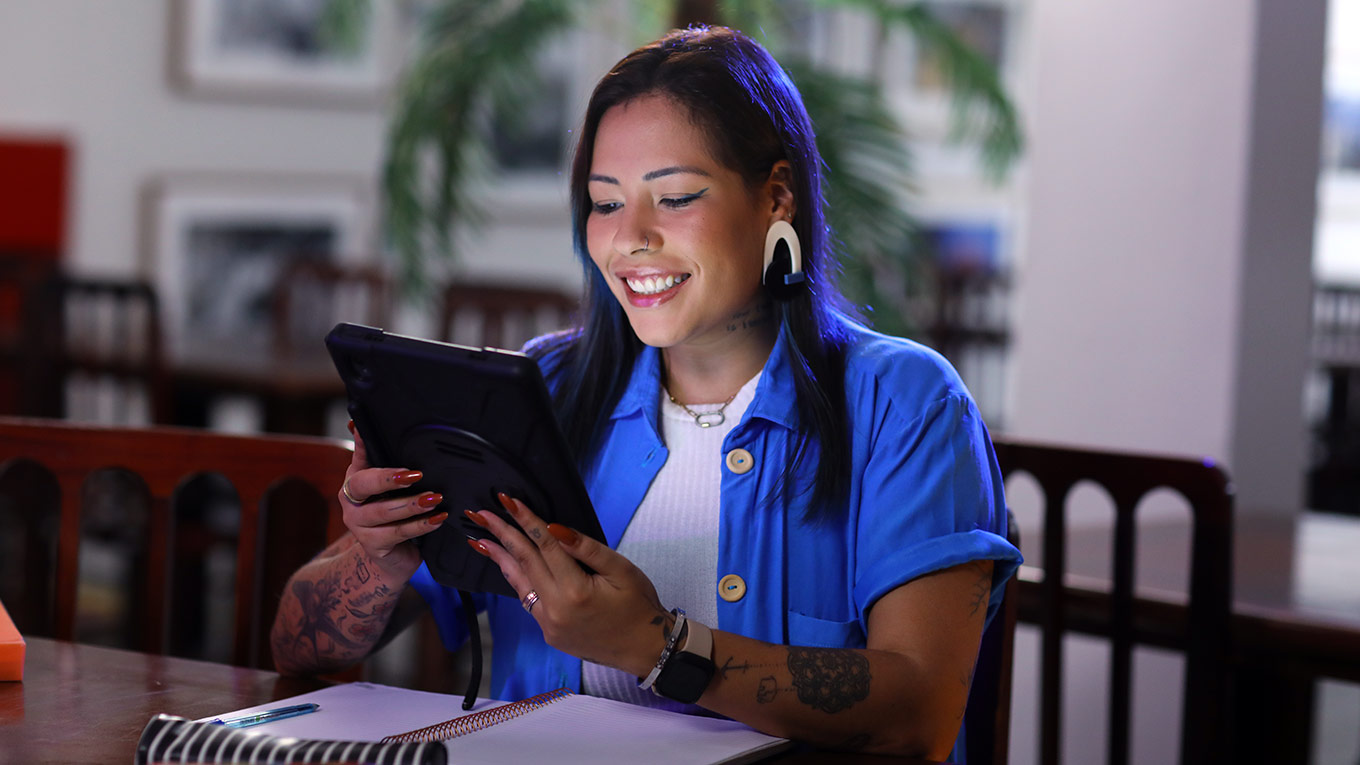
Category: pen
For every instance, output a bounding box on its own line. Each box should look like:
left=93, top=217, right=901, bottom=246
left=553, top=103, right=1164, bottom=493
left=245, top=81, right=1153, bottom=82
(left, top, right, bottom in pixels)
left=208, top=702, right=320, bottom=728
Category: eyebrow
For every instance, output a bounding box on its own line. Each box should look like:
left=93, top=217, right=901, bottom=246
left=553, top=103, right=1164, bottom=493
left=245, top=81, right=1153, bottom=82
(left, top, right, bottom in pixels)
left=588, top=165, right=712, bottom=185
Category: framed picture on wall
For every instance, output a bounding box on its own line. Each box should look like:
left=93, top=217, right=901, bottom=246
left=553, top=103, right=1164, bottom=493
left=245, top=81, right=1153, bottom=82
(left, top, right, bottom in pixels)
left=877, top=0, right=1017, bottom=141
left=144, top=174, right=374, bottom=359
left=912, top=1, right=1009, bottom=94
left=1323, top=95, right=1360, bottom=173
left=169, top=0, right=401, bottom=105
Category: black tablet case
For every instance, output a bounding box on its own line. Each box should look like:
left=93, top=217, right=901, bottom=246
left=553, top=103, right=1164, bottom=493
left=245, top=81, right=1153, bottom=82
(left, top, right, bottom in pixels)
left=325, top=323, right=603, bottom=598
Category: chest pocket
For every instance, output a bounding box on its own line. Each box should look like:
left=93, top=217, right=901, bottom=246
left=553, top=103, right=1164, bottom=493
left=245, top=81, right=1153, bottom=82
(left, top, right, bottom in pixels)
left=788, top=609, right=865, bottom=649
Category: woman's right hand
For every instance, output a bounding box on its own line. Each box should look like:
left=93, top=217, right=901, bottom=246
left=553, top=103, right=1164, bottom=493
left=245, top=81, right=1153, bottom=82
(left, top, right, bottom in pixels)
left=340, top=422, right=447, bottom=581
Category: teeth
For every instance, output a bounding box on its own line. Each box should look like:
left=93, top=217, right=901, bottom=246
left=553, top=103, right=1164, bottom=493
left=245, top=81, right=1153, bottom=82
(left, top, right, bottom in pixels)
left=627, top=274, right=688, bottom=295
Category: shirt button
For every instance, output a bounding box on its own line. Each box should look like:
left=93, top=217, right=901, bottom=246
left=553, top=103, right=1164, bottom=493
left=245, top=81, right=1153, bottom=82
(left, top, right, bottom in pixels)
left=718, top=574, right=747, bottom=602
left=725, top=448, right=754, bottom=474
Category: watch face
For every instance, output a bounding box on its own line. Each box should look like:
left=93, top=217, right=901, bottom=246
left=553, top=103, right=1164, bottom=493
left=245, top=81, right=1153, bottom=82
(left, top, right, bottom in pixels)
left=656, top=653, right=716, bottom=704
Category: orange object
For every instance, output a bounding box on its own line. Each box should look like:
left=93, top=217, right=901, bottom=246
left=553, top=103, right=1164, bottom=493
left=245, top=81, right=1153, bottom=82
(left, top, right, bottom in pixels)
left=0, top=598, right=24, bottom=681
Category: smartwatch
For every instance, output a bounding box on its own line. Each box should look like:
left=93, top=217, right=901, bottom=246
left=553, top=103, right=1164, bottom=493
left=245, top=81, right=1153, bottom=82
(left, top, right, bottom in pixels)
left=652, top=617, right=716, bottom=704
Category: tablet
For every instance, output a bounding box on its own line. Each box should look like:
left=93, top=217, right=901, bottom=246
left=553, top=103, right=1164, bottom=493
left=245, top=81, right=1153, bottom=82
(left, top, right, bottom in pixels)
left=325, top=322, right=604, bottom=598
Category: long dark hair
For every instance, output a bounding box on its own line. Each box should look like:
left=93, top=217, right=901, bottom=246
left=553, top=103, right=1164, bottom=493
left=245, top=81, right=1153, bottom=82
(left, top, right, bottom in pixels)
left=541, top=26, right=853, bottom=522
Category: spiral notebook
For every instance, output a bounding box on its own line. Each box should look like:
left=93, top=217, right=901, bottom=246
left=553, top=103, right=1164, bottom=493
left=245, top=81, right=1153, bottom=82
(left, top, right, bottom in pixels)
left=381, top=686, right=572, bottom=743
left=178, top=682, right=790, bottom=765
left=135, top=714, right=447, bottom=765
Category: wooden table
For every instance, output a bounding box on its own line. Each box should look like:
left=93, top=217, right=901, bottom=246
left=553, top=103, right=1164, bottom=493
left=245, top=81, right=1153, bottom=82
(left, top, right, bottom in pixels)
left=0, top=638, right=328, bottom=764
left=0, top=638, right=943, bottom=764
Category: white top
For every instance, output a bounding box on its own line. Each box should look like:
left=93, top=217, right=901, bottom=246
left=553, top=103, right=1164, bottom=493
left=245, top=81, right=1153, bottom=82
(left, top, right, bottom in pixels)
left=580, top=372, right=761, bottom=712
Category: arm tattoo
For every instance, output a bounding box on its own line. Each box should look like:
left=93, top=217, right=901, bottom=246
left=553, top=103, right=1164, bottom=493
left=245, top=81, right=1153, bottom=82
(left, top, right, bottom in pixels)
left=281, top=550, right=394, bottom=662
left=756, top=676, right=779, bottom=704
left=286, top=574, right=366, bottom=663
left=719, top=656, right=756, bottom=679
left=967, top=561, right=991, bottom=618
left=786, top=647, right=871, bottom=714
left=651, top=613, right=674, bottom=640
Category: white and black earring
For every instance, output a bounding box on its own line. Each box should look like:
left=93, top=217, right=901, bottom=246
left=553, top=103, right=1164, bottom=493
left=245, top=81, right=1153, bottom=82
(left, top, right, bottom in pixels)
left=762, top=219, right=805, bottom=300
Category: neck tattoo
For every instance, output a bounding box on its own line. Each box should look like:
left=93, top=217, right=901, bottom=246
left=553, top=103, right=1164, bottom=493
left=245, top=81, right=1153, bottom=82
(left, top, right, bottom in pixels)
left=666, top=388, right=738, bottom=428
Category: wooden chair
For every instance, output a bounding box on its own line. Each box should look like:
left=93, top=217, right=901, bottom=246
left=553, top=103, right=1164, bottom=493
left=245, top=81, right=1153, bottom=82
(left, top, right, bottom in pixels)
left=0, top=417, right=352, bottom=670
left=439, top=281, right=578, bottom=351
left=1307, top=284, right=1360, bottom=512
left=22, top=272, right=170, bottom=425
left=272, top=259, right=392, bottom=358
left=964, top=509, right=1021, bottom=765
left=0, top=254, right=54, bottom=414
left=991, top=437, right=1234, bottom=765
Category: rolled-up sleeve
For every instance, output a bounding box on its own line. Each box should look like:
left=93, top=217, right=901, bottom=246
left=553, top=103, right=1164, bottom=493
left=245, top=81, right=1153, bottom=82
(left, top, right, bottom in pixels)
left=853, top=392, right=1021, bottom=633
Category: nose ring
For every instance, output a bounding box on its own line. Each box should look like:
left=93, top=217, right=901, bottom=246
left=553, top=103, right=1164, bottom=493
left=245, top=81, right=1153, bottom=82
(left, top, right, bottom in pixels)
left=634, top=235, right=649, bottom=253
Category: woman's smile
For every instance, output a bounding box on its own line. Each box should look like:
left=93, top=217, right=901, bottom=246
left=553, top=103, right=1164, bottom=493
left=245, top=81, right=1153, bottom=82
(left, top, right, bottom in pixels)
left=619, top=269, right=692, bottom=306
left=585, top=94, right=772, bottom=351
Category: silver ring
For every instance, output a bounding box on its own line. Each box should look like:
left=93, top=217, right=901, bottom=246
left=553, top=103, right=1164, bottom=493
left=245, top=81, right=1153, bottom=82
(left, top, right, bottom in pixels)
left=341, top=477, right=364, bottom=505
left=521, top=590, right=539, bottom=613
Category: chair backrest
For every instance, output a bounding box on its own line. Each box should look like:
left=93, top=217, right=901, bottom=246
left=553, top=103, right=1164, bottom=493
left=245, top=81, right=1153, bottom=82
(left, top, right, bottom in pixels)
left=272, top=259, right=392, bottom=357
left=439, top=281, right=578, bottom=351
left=964, top=509, right=1021, bottom=765
left=23, top=272, right=169, bottom=425
left=0, top=417, right=352, bottom=670
left=990, top=437, right=1234, bottom=765
left=1312, top=284, right=1360, bottom=367
left=1308, top=284, right=1360, bottom=512
left=0, top=255, right=54, bottom=414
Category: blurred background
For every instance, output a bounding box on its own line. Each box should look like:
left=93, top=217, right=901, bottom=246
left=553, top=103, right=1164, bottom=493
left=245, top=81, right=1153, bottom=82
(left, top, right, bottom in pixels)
left=1, top=0, right=1357, bottom=762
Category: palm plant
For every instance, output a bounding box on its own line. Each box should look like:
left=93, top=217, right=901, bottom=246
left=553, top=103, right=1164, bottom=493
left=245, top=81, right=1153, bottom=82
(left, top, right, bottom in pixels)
left=382, top=0, right=1022, bottom=337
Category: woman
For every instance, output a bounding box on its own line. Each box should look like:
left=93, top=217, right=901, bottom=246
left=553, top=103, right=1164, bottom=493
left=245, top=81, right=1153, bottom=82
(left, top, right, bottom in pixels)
left=271, top=26, right=1020, bottom=761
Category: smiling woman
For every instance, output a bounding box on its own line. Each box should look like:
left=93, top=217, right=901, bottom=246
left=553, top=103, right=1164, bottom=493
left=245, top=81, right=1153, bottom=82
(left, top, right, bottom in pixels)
left=271, top=25, right=1021, bottom=763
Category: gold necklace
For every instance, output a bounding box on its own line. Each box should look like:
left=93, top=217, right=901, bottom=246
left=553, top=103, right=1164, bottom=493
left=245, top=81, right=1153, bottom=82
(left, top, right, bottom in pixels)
left=667, top=389, right=738, bottom=428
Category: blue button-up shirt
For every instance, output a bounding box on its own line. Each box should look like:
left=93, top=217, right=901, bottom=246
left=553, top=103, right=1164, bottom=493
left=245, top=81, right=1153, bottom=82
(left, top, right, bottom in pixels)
left=411, top=319, right=1021, bottom=707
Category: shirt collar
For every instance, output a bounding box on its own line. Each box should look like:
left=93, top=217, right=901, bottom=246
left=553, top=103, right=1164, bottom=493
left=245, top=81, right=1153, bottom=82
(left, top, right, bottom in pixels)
left=745, top=333, right=800, bottom=430
left=609, top=336, right=801, bottom=431
left=611, top=344, right=663, bottom=430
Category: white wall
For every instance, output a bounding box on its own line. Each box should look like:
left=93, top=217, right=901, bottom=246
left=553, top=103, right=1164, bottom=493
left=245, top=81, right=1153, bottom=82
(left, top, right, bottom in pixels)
left=1010, top=0, right=1321, bottom=520
left=1009, top=0, right=1254, bottom=460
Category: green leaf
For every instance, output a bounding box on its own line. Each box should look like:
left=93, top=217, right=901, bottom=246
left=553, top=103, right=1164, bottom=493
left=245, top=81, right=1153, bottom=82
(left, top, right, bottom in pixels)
left=835, top=0, right=1024, bottom=180
left=381, top=0, right=586, bottom=295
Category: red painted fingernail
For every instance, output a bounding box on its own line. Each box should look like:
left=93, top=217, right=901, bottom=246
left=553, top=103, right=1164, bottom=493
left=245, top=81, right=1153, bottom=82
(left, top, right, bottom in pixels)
left=393, top=470, right=422, bottom=485
left=464, top=509, right=490, bottom=528
left=497, top=492, right=516, bottom=512
left=426, top=511, right=449, bottom=526
left=467, top=538, right=490, bottom=556
left=347, top=420, right=356, bottom=435
left=417, top=493, right=443, bottom=509
left=547, top=524, right=579, bottom=545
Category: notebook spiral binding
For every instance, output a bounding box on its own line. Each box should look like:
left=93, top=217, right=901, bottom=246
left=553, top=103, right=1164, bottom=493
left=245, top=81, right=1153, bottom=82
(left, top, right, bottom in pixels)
left=381, top=687, right=573, bottom=743
left=135, top=714, right=448, bottom=765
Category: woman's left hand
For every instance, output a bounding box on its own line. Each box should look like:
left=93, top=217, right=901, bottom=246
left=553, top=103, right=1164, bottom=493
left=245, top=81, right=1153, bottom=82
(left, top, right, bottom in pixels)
left=466, top=494, right=671, bottom=675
